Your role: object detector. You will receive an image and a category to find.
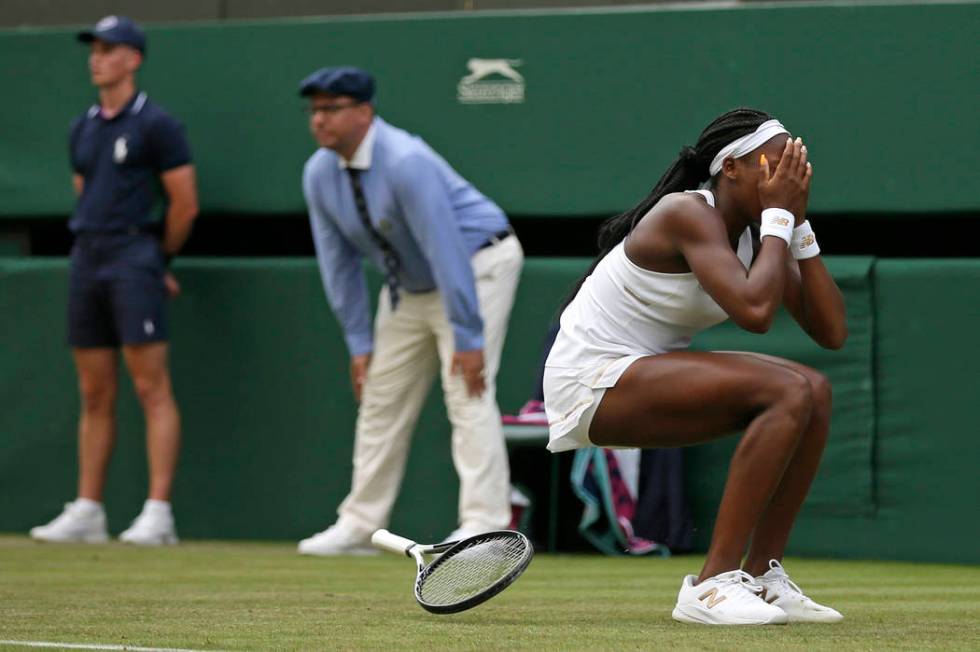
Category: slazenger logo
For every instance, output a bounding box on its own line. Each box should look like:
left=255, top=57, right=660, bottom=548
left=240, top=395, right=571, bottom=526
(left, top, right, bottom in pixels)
left=457, top=58, right=525, bottom=105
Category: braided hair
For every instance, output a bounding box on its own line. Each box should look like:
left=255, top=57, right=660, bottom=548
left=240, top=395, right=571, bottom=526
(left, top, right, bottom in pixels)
left=563, top=107, right=773, bottom=309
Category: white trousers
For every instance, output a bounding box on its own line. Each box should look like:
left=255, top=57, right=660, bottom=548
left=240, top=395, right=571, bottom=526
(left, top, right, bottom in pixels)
left=336, top=236, right=524, bottom=536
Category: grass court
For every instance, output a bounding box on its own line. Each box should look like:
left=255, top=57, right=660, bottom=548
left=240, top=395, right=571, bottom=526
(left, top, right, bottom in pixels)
left=1, top=535, right=977, bottom=651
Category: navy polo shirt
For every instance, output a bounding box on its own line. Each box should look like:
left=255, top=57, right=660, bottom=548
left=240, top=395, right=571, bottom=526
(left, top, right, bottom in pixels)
left=69, top=91, right=192, bottom=234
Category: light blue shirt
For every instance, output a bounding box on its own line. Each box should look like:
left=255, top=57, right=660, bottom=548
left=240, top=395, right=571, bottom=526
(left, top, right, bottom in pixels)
left=303, top=117, right=510, bottom=356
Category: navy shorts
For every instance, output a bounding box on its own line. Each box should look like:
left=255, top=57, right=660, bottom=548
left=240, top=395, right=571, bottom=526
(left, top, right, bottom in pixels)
left=67, top=233, right=169, bottom=348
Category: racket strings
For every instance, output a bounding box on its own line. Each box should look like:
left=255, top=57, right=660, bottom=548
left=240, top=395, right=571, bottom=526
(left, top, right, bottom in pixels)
left=418, top=536, right=529, bottom=606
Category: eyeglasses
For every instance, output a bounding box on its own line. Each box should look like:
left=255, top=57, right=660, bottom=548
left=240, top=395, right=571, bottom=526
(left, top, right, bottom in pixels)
left=303, top=102, right=364, bottom=117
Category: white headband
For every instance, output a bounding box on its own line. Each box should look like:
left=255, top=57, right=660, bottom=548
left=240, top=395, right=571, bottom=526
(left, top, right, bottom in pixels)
left=708, top=119, right=789, bottom=176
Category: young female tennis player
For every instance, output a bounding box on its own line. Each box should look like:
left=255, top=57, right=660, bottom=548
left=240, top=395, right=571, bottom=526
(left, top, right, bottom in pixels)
left=543, top=109, right=847, bottom=625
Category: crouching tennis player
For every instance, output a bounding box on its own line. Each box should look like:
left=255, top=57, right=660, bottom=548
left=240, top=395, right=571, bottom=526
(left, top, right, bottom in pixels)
left=543, top=109, right=847, bottom=625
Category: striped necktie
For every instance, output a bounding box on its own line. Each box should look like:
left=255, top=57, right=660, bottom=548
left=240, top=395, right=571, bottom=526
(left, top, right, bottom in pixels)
left=346, top=168, right=401, bottom=310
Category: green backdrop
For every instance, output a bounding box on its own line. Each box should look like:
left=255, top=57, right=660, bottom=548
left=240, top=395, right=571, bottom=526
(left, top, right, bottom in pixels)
left=1, top=1, right=978, bottom=218
left=2, top=256, right=977, bottom=563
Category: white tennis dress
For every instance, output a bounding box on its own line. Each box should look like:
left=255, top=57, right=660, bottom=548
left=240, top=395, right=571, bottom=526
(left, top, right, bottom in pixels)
left=543, top=190, right=754, bottom=452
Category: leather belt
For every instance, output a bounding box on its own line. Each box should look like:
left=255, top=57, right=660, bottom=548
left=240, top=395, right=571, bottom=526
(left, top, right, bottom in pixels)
left=477, top=227, right=514, bottom=251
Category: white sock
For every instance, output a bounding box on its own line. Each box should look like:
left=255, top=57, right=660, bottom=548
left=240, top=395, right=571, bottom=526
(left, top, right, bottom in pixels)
left=144, top=499, right=172, bottom=516
left=73, top=497, right=103, bottom=514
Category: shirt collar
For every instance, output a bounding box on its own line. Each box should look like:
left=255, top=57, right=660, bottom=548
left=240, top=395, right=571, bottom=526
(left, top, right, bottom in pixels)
left=88, top=91, right=148, bottom=121
left=338, top=119, right=377, bottom=170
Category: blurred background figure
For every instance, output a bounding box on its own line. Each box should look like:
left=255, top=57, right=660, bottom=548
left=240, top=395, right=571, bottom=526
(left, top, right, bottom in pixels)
left=30, top=16, right=198, bottom=546
left=297, top=67, right=524, bottom=555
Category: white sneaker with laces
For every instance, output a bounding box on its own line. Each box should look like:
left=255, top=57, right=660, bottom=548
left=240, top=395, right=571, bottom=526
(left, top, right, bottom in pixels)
left=755, top=559, right=843, bottom=623
left=672, top=569, right=788, bottom=625
left=298, top=524, right=378, bottom=556
left=30, top=499, right=109, bottom=544
left=119, top=500, right=179, bottom=546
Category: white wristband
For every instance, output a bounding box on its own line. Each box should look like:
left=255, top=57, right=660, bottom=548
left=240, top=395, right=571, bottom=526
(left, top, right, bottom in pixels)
left=791, top=220, right=821, bottom=260
left=760, top=208, right=794, bottom=246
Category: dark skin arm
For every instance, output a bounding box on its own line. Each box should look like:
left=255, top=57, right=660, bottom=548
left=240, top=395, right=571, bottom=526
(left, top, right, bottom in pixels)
left=627, top=138, right=810, bottom=334
left=781, top=257, right=848, bottom=349
left=649, top=197, right=790, bottom=334
left=772, top=152, right=848, bottom=349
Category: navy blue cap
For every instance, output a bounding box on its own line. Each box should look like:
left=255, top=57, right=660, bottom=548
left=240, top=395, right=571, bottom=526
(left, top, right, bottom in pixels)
left=299, top=67, right=375, bottom=102
left=78, top=15, right=146, bottom=54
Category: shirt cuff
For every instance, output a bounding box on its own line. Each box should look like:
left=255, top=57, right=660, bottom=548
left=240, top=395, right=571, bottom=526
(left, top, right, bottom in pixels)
left=346, top=333, right=374, bottom=357
left=453, top=327, right=484, bottom=353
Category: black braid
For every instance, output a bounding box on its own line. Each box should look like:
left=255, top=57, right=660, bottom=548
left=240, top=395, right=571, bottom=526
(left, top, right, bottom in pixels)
left=562, top=107, right=773, bottom=311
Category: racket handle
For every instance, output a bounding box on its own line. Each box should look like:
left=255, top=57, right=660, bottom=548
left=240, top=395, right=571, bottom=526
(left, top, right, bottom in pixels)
left=371, top=529, right=418, bottom=556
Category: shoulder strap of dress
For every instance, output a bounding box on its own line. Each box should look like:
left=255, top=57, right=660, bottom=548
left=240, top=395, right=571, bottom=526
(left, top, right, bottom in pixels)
left=684, top=188, right=715, bottom=207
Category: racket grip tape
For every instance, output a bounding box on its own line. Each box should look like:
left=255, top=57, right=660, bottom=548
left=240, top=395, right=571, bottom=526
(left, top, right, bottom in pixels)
left=371, top=529, right=418, bottom=555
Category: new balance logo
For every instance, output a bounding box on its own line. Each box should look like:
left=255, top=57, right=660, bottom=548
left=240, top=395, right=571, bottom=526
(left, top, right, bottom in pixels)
left=698, top=588, right=727, bottom=609
left=757, top=588, right=779, bottom=604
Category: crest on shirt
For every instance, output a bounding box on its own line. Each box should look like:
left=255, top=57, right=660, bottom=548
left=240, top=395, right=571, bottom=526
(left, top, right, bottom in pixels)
left=113, top=136, right=128, bottom=164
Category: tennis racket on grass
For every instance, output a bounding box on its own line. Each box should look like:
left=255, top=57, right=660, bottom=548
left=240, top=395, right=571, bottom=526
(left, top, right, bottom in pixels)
left=371, top=528, right=533, bottom=614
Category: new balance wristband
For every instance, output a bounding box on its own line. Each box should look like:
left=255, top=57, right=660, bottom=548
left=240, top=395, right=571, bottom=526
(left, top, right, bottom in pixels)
left=791, top=220, right=821, bottom=260
left=760, top=208, right=794, bottom=246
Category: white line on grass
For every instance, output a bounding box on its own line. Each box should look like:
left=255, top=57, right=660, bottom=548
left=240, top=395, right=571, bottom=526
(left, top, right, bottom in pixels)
left=0, top=641, right=221, bottom=652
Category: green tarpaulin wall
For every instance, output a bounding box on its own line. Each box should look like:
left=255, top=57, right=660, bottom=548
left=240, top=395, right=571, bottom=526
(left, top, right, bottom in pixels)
left=2, top=257, right=976, bottom=563
left=1, top=1, right=978, bottom=218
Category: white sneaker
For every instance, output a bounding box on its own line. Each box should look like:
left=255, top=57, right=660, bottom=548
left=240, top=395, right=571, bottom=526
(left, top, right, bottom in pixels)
left=119, top=500, right=179, bottom=546
left=440, top=525, right=493, bottom=545
left=672, top=570, right=788, bottom=625
left=30, top=499, right=109, bottom=543
left=298, top=524, right=378, bottom=556
left=755, top=559, right=843, bottom=623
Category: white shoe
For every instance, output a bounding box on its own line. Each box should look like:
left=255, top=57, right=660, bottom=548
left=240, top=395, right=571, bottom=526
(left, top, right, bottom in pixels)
left=672, top=570, right=788, bottom=625
left=119, top=500, right=179, bottom=546
left=30, top=499, right=109, bottom=544
left=755, top=559, right=843, bottom=623
left=440, top=525, right=494, bottom=545
left=298, top=524, right=378, bottom=556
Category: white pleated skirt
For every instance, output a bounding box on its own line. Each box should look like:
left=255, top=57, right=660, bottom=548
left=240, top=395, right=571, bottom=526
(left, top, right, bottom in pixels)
left=542, top=353, right=645, bottom=452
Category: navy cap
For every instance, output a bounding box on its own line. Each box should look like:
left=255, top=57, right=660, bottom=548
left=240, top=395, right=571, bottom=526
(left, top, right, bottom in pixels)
left=78, top=15, right=146, bottom=54
left=299, top=67, right=375, bottom=102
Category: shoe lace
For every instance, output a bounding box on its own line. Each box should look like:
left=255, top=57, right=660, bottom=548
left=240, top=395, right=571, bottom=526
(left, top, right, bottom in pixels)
left=715, top=570, right=766, bottom=604
left=763, top=563, right=807, bottom=599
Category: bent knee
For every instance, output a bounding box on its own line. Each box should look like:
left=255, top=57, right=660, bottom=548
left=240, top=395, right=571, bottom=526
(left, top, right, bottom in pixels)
left=806, top=369, right=833, bottom=414
left=771, top=370, right=813, bottom=432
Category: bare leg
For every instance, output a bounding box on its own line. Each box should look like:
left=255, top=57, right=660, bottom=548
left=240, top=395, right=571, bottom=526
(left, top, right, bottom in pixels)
left=73, top=348, right=119, bottom=501
left=588, top=351, right=815, bottom=582
left=122, top=342, right=179, bottom=502
left=724, top=353, right=833, bottom=576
